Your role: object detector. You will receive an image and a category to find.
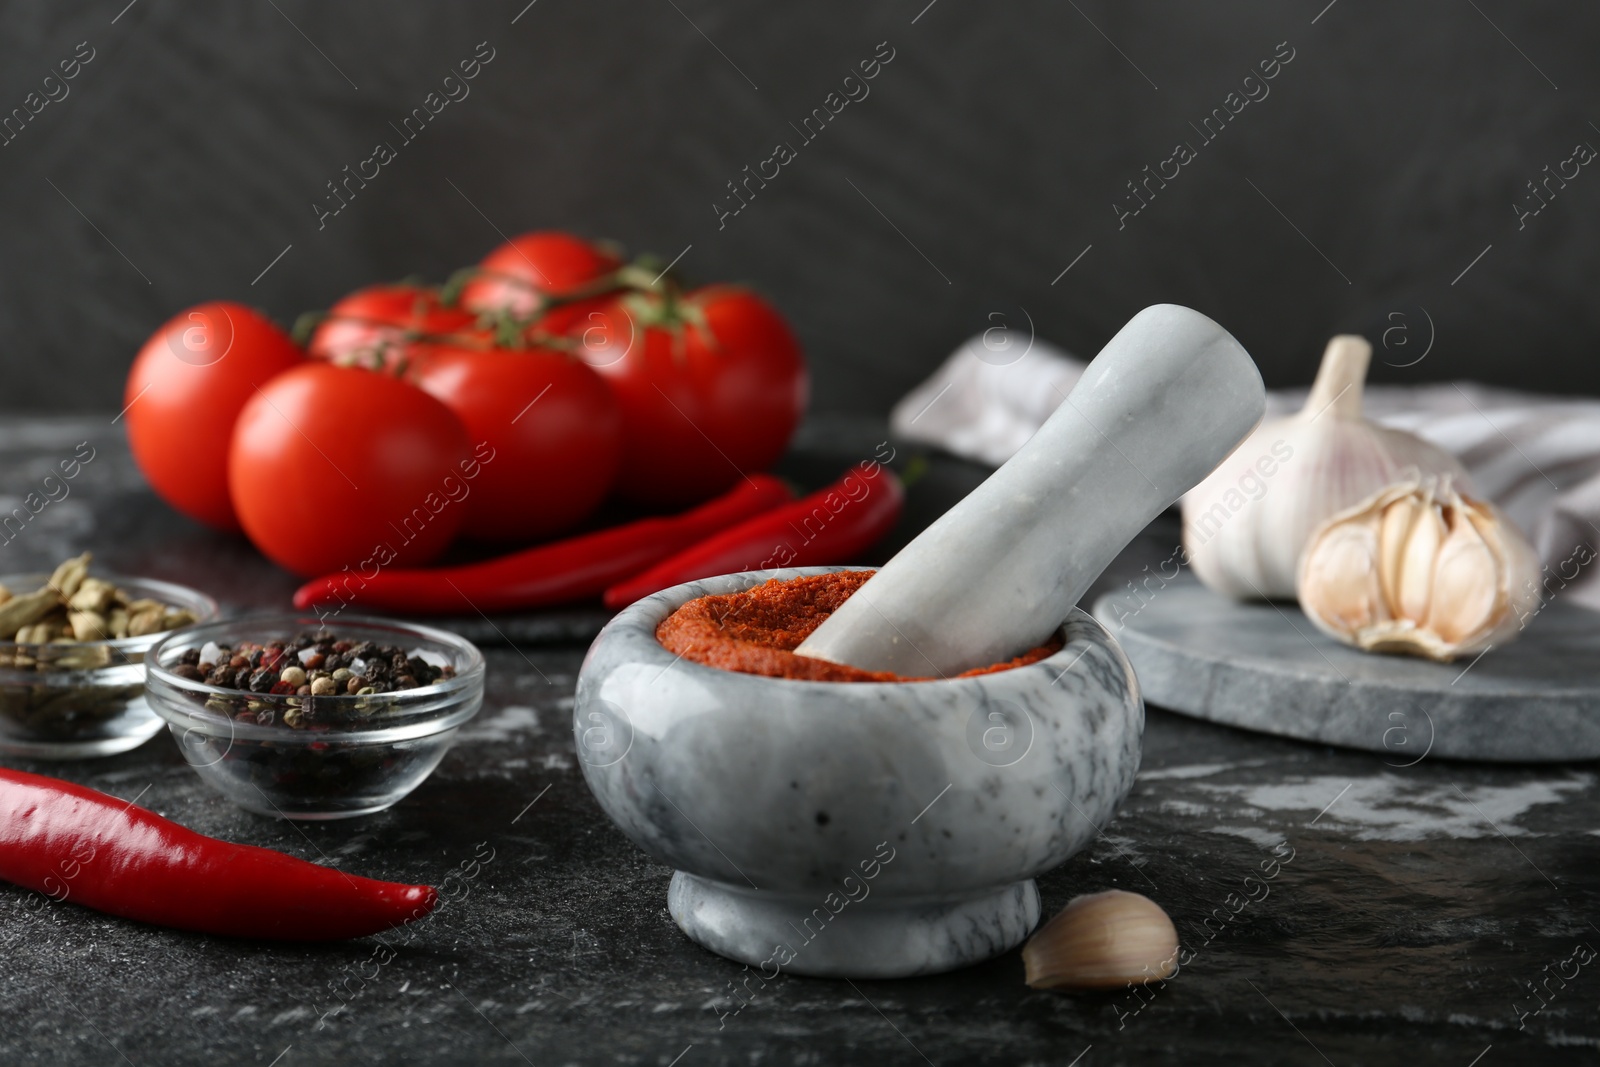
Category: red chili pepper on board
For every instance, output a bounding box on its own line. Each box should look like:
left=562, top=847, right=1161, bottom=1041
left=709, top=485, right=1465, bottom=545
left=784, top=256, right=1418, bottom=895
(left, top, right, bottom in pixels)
left=292, top=474, right=794, bottom=615
left=0, top=768, right=434, bottom=941
left=602, top=461, right=904, bottom=610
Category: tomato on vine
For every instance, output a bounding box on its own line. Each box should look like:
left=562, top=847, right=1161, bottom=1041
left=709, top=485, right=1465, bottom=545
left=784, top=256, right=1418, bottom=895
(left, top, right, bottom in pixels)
left=459, top=232, right=622, bottom=319
left=307, top=283, right=476, bottom=371
left=406, top=343, right=623, bottom=541
left=574, top=285, right=807, bottom=507
left=125, top=302, right=304, bottom=532
left=229, top=363, right=471, bottom=576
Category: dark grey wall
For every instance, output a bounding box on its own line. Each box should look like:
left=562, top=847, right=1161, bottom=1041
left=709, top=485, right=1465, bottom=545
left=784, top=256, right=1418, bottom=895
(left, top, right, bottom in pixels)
left=3, top=1, right=1597, bottom=415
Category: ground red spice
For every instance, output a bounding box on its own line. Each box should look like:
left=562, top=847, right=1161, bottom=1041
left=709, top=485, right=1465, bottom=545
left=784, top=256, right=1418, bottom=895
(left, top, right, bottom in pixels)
left=655, top=570, right=1063, bottom=683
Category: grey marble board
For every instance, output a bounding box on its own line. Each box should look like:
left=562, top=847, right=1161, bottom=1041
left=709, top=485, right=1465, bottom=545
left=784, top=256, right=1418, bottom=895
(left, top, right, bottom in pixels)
left=1092, top=578, right=1600, bottom=763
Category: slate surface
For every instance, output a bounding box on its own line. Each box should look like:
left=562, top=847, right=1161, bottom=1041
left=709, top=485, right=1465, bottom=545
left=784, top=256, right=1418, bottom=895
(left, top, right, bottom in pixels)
left=2, top=417, right=1598, bottom=1066
left=1092, top=578, right=1600, bottom=762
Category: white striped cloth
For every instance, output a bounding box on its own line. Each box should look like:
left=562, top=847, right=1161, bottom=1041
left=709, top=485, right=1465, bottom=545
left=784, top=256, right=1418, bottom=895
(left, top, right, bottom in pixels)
left=890, top=335, right=1600, bottom=610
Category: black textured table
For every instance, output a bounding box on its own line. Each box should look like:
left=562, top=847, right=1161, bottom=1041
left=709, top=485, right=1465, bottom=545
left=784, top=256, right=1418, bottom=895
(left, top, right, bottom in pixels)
left=1, top=416, right=1596, bottom=1066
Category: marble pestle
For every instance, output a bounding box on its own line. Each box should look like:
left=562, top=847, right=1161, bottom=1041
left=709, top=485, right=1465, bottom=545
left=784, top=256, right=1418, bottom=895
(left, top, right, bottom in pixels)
left=795, top=304, right=1267, bottom=677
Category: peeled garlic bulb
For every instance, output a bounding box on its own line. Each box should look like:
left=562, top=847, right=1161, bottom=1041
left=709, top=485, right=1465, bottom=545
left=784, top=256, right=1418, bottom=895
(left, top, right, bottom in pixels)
left=1182, top=335, right=1469, bottom=600
left=1298, top=476, right=1540, bottom=661
left=1022, top=890, right=1178, bottom=991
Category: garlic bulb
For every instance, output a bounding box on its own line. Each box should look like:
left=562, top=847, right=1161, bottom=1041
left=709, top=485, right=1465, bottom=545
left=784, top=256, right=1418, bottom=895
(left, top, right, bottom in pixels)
left=1182, top=335, right=1469, bottom=600
left=1022, top=890, right=1178, bottom=991
left=1298, top=476, right=1540, bottom=661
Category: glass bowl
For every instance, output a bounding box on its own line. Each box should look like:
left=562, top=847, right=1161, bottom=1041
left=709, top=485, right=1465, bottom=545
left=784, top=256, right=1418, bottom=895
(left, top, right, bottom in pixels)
left=0, top=574, right=218, bottom=759
left=145, top=615, right=485, bottom=820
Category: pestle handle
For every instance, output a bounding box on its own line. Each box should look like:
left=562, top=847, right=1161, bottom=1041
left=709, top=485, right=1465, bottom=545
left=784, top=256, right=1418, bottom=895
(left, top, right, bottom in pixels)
left=795, top=304, right=1266, bottom=676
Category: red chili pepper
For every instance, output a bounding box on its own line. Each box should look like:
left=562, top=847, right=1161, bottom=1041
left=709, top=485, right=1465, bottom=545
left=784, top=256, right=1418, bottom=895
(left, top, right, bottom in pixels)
left=292, top=474, right=794, bottom=615
left=0, top=768, right=434, bottom=941
left=603, top=461, right=904, bottom=610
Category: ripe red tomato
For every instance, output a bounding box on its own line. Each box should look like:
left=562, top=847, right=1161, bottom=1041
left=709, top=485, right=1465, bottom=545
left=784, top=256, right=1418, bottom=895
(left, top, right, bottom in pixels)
left=307, top=283, right=476, bottom=370
left=576, top=286, right=808, bottom=506
left=406, top=344, right=623, bottom=541
left=459, top=232, right=621, bottom=318
left=229, top=364, right=471, bottom=576
left=124, top=302, right=304, bottom=532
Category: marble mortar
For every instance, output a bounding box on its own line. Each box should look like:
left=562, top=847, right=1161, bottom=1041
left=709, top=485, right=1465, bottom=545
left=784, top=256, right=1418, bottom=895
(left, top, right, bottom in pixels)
left=574, top=566, right=1144, bottom=979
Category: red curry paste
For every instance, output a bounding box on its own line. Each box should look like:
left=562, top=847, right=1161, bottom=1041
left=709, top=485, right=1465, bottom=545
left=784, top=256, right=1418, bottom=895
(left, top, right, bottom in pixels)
left=656, top=570, right=1063, bottom=683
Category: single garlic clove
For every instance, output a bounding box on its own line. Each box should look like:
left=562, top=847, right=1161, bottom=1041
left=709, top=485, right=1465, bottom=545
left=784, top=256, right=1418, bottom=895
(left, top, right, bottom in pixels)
left=1298, top=512, right=1385, bottom=633
left=1377, top=489, right=1420, bottom=612
left=1426, top=507, right=1502, bottom=645
left=1022, top=890, right=1179, bottom=992
left=1376, top=486, right=1414, bottom=607
left=1393, top=485, right=1446, bottom=623
left=1477, top=505, right=1544, bottom=642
